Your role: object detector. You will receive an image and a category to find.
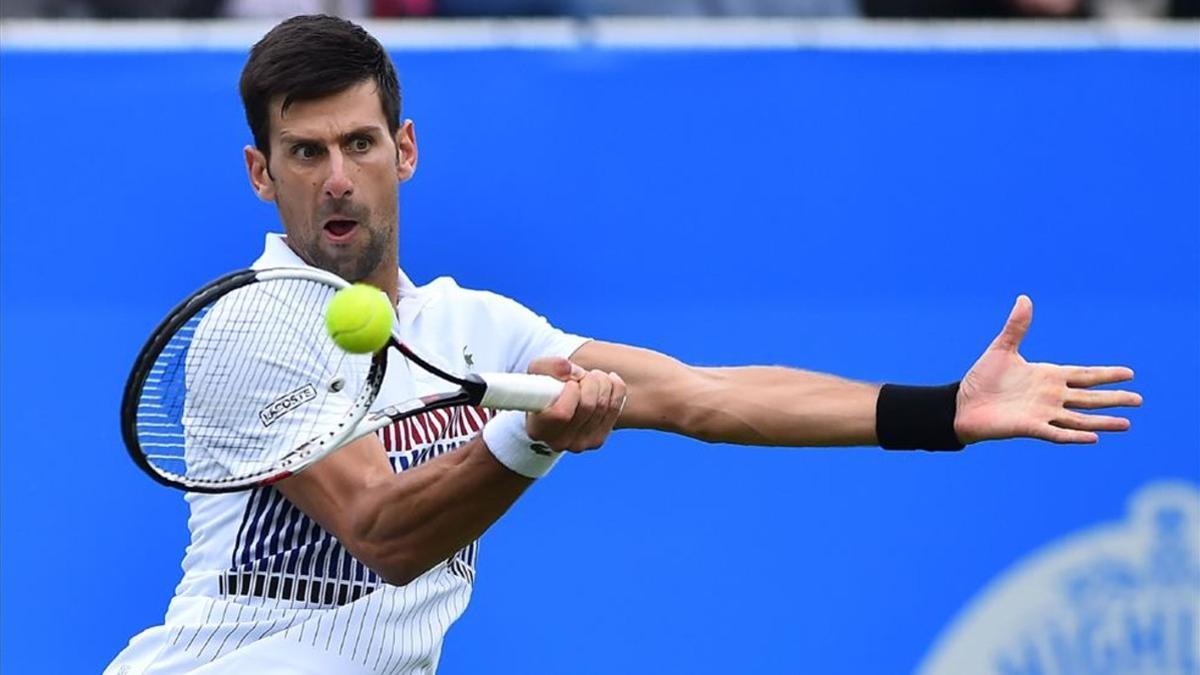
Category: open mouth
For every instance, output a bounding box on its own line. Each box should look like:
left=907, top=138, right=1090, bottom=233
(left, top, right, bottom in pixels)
left=323, top=219, right=359, bottom=242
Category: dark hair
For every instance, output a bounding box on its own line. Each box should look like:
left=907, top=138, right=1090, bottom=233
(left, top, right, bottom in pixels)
left=239, top=15, right=401, bottom=156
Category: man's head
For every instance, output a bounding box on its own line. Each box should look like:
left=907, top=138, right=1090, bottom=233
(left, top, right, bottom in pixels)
left=240, top=15, right=417, bottom=287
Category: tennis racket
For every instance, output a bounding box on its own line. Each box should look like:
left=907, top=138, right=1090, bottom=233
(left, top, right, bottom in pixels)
left=121, top=267, right=564, bottom=494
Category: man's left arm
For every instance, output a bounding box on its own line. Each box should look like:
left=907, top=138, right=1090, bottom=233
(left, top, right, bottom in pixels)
left=570, top=296, right=1143, bottom=448
left=573, top=341, right=881, bottom=446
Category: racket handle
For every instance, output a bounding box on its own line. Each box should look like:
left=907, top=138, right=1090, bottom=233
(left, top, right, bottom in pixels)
left=476, top=373, right=564, bottom=412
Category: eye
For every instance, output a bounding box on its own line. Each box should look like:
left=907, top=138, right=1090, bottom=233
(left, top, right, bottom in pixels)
left=349, top=136, right=373, bottom=153
left=291, top=143, right=320, bottom=160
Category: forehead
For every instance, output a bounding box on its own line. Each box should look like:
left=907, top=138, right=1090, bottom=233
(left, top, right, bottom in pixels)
left=272, top=81, right=387, bottom=139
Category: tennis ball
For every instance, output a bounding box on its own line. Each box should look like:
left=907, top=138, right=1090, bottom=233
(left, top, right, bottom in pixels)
left=325, top=284, right=393, bottom=354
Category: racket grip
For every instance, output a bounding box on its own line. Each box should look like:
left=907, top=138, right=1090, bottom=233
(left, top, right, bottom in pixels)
left=476, top=373, right=564, bottom=412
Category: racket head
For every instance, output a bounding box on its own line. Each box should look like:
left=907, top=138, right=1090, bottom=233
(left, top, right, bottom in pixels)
left=121, top=267, right=386, bottom=493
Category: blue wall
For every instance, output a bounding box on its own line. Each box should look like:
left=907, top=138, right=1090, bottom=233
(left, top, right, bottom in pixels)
left=1, top=45, right=1197, bottom=674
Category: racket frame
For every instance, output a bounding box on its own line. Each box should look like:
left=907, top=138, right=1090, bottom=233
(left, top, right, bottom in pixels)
left=123, top=266, right=558, bottom=493
left=123, top=268, right=439, bottom=493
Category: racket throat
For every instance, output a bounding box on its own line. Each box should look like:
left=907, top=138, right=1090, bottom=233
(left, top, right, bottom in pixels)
left=459, top=374, right=489, bottom=406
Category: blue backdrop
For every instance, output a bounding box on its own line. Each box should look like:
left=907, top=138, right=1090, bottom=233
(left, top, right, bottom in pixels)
left=1, top=42, right=1197, bottom=674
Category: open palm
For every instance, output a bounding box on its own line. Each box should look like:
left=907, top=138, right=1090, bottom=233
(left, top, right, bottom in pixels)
left=953, top=296, right=1142, bottom=445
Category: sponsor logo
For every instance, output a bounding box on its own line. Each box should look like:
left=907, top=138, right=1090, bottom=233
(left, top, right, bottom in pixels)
left=919, top=481, right=1200, bottom=675
left=258, top=384, right=318, bottom=427
left=463, top=345, right=475, bottom=369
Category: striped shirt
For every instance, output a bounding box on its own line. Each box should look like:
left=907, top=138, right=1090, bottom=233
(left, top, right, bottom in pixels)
left=107, top=234, right=588, bottom=674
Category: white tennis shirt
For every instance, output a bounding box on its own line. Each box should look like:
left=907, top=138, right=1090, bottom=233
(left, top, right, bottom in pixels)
left=107, top=233, right=588, bottom=674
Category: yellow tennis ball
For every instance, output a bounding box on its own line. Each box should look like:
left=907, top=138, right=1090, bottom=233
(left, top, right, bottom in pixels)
left=325, top=284, right=393, bottom=354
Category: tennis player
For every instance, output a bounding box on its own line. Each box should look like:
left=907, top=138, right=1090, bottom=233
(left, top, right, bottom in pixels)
left=106, top=15, right=1142, bottom=675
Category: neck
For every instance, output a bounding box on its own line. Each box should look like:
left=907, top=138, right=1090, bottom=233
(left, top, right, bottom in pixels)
left=361, top=258, right=400, bottom=306
left=280, top=235, right=401, bottom=306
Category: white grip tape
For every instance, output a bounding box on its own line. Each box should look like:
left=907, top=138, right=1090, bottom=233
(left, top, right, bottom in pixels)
left=477, top=373, right=563, bottom=412
left=482, top=410, right=561, bottom=479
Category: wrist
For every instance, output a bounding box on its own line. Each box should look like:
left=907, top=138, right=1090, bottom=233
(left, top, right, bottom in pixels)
left=952, top=385, right=977, bottom=445
left=876, top=382, right=965, bottom=451
left=482, top=410, right=562, bottom=478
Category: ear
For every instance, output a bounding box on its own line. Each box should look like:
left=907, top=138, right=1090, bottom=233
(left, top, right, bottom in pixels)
left=395, top=120, right=418, bottom=183
left=244, top=145, right=276, bottom=202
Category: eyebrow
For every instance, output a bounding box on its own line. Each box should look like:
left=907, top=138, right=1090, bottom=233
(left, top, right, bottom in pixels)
left=278, top=125, right=385, bottom=145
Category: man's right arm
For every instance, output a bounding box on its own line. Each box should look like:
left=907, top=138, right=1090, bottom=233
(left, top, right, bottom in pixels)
left=277, top=357, right=625, bottom=586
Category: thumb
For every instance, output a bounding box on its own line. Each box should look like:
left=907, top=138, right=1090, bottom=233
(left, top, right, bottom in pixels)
left=527, top=356, right=575, bottom=382
left=989, top=295, right=1033, bottom=353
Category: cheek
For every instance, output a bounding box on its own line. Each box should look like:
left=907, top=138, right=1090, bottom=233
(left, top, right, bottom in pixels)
left=279, top=177, right=320, bottom=203
left=273, top=182, right=319, bottom=226
left=360, top=161, right=399, bottom=196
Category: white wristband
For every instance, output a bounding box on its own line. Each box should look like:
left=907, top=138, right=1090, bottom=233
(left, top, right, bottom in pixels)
left=482, top=410, right=562, bottom=479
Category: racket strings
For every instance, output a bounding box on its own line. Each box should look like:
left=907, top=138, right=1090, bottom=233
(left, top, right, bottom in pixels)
left=192, top=279, right=332, bottom=477
left=135, top=277, right=369, bottom=484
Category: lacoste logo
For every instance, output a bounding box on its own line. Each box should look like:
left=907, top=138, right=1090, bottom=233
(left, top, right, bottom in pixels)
left=463, top=345, right=475, bottom=369
left=259, top=384, right=318, bottom=427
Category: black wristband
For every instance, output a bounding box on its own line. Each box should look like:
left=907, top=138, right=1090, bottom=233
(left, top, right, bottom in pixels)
left=876, top=382, right=965, bottom=451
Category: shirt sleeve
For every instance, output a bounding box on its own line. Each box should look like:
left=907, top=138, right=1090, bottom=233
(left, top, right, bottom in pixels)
left=472, top=291, right=590, bottom=375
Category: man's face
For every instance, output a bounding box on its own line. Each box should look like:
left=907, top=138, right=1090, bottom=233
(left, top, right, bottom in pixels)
left=244, top=81, right=416, bottom=283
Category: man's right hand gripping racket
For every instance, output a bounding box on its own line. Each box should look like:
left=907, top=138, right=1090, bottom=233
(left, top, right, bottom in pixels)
left=121, top=267, right=564, bottom=493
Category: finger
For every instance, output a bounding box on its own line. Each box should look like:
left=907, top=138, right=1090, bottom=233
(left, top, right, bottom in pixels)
left=573, top=372, right=615, bottom=450
left=593, top=372, right=627, bottom=436
left=1053, top=411, right=1131, bottom=433
left=533, top=380, right=579, bottom=442
left=527, top=356, right=574, bottom=381
left=1037, top=423, right=1098, bottom=444
left=561, top=372, right=604, bottom=450
left=581, top=371, right=614, bottom=430
left=569, top=361, right=587, bottom=381
left=988, top=295, right=1033, bottom=353
left=577, top=373, right=622, bottom=449
left=1064, top=388, right=1143, bottom=410
left=1063, top=365, right=1135, bottom=388
left=611, top=372, right=628, bottom=419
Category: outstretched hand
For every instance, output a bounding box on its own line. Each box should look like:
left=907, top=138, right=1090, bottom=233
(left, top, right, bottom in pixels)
left=953, top=296, right=1142, bottom=445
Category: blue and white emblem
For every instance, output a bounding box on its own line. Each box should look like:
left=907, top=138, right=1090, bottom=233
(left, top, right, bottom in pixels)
left=920, top=481, right=1200, bottom=675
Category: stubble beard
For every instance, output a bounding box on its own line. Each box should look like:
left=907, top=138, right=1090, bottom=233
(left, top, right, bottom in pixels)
left=284, top=196, right=398, bottom=283
left=307, top=223, right=392, bottom=283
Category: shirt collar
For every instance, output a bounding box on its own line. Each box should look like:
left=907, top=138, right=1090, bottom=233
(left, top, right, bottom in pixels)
left=255, top=232, right=418, bottom=298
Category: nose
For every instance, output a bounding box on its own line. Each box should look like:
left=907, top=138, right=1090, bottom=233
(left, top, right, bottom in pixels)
left=323, top=150, right=354, bottom=200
